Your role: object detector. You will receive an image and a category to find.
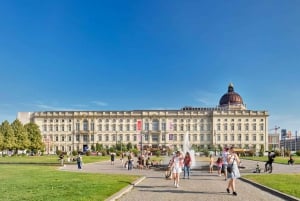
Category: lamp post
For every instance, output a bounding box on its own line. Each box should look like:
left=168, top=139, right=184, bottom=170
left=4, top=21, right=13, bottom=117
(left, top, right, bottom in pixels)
left=115, top=131, right=118, bottom=151
left=214, top=130, right=216, bottom=156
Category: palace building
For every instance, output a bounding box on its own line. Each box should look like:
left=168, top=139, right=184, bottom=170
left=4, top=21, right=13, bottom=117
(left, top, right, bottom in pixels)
left=17, top=83, right=269, bottom=154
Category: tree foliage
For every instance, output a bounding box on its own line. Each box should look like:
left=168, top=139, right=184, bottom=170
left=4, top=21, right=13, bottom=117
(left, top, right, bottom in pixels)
left=0, top=120, right=16, bottom=151
left=0, top=120, right=44, bottom=154
left=24, top=122, right=44, bottom=151
left=11, top=119, right=30, bottom=151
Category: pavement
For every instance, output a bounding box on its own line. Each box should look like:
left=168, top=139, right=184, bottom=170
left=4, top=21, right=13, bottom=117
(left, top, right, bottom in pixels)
left=60, top=157, right=300, bottom=201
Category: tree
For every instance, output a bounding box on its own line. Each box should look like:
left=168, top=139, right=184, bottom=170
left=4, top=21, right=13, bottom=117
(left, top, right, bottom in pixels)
left=0, top=120, right=16, bottom=153
left=0, top=129, right=4, bottom=152
left=11, top=119, right=30, bottom=153
left=25, top=122, right=44, bottom=153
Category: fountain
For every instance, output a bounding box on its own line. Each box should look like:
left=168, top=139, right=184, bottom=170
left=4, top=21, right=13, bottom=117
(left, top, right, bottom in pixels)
left=183, top=132, right=196, bottom=167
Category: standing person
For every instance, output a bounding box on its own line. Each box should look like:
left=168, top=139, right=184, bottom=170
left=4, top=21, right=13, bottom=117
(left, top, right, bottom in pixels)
left=120, top=152, right=124, bottom=166
left=127, top=152, right=133, bottom=170
left=170, top=151, right=184, bottom=188
left=221, top=147, right=229, bottom=180
left=209, top=154, right=214, bottom=173
left=111, top=153, right=115, bottom=165
left=76, top=154, right=83, bottom=170
left=226, top=146, right=241, bottom=196
left=183, top=152, right=192, bottom=179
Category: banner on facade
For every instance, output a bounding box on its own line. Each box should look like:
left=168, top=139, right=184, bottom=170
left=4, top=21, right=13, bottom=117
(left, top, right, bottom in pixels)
left=137, top=120, right=142, bottom=131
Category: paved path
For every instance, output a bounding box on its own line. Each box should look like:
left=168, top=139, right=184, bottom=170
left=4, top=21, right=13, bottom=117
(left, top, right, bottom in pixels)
left=60, top=157, right=300, bottom=201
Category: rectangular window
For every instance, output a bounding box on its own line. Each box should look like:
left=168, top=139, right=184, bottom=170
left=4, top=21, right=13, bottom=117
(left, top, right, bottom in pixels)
left=68, top=125, right=72, bottom=131
left=224, top=135, right=228, bottom=141
left=162, top=134, right=166, bottom=141
left=253, top=124, right=256, bottom=131
left=180, top=125, right=184, bottom=131
left=174, top=134, right=177, bottom=141
left=260, top=135, right=264, bottom=141
left=68, top=135, right=72, bottom=141
left=105, top=135, right=109, bottom=141
left=55, top=136, right=58, bottom=141
left=91, top=135, right=94, bottom=141
left=91, top=123, right=94, bottom=131
left=62, top=136, right=65, bottom=142
left=76, top=135, right=80, bottom=142
left=231, top=135, right=234, bottom=141
left=245, top=135, right=249, bottom=141
left=49, top=125, right=53, bottom=132
left=253, top=135, right=256, bottom=141
left=162, top=123, right=166, bottom=131
left=145, top=134, right=149, bottom=141
left=98, top=134, right=102, bottom=141
left=76, top=123, right=80, bottom=131
left=260, top=124, right=264, bottom=131
left=180, top=134, right=184, bottom=141
left=126, top=124, right=130, bottom=131
left=133, top=135, right=137, bottom=141
left=193, top=124, right=197, bottom=131
left=200, top=135, right=204, bottom=141
left=224, top=124, right=228, bottom=131
left=55, top=125, right=58, bottom=132
left=145, top=123, right=149, bottom=131
left=126, top=134, right=130, bottom=141
left=193, top=134, right=197, bottom=141
left=62, top=125, right=65, bottom=132
left=43, top=125, right=47, bottom=132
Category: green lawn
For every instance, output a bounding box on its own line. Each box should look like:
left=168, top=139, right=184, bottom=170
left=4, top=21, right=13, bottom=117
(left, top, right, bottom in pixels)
left=243, top=174, right=300, bottom=199
left=0, top=165, right=139, bottom=201
left=0, top=155, right=110, bottom=164
left=241, top=156, right=299, bottom=165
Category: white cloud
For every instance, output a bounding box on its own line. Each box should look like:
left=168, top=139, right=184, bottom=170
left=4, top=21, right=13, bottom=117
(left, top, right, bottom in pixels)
left=91, top=101, right=108, bottom=106
left=193, top=90, right=219, bottom=107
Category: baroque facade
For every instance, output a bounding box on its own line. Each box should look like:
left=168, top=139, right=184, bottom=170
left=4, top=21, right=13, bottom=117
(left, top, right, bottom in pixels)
left=18, top=84, right=269, bottom=154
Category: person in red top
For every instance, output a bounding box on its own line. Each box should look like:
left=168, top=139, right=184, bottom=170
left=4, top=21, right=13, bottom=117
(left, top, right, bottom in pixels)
left=183, top=152, right=192, bottom=179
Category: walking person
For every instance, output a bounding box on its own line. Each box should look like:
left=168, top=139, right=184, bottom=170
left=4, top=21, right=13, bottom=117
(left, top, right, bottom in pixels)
left=183, top=152, right=192, bottom=179
left=209, top=154, right=214, bottom=173
left=76, top=154, right=83, bottom=170
left=110, top=153, right=115, bottom=165
left=226, top=146, right=241, bottom=196
left=221, top=147, right=229, bottom=180
left=170, top=151, right=184, bottom=188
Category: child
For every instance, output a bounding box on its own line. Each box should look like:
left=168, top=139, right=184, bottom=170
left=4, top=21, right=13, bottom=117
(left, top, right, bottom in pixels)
left=216, top=157, right=223, bottom=176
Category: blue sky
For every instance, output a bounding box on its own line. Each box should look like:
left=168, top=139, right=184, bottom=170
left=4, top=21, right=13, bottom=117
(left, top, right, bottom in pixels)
left=1, top=1, right=300, bottom=134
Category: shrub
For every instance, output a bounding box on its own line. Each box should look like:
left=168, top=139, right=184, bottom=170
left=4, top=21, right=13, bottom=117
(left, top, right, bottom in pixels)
left=296, top=150, right=300, bottom=156
left=155, top=150, right=161, bottom=157
left=72, top=150, right=78, bottom=156
left=85, top=150, right=91, bottom=156
left=56, top=150, right=62, bottom=156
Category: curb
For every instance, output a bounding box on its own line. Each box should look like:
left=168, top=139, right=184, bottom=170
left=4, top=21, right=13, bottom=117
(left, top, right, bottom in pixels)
left=105, top=176, right=146, bottom=201
left=239, top=177, right=300, bottom=201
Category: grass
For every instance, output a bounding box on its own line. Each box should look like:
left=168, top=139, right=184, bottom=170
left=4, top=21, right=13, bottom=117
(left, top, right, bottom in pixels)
left=241, top=156, right=299, bottom=165
left=0, top=155, right=110, bottom=164
left=243, top=174, right=300, bottom=199
left=0, top=165, right=139, bottom=201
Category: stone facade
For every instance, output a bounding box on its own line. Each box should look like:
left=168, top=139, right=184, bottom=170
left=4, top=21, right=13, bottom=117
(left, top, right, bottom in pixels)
left=17, top=84, right=269, bottom=154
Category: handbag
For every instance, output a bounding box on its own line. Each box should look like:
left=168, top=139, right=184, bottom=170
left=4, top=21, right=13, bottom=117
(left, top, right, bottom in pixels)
left=227, top=164, right=233, bottom=173
left=227, top=157, right=235, bottom=173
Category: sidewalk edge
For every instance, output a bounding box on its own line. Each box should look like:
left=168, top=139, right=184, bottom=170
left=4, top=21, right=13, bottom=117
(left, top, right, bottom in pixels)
left=239, top=177, right=299, bottom=201
left=105, top=176, right=146, bottom=201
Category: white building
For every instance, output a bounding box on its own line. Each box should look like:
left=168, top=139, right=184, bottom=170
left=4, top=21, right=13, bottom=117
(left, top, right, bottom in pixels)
left=18, top=83, right=269, bottom=154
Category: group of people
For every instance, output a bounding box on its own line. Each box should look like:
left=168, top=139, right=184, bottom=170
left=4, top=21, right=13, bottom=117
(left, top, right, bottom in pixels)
left=167, top=151, right=192, bottom=188
left=168, top=147, right=241, bottom=196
